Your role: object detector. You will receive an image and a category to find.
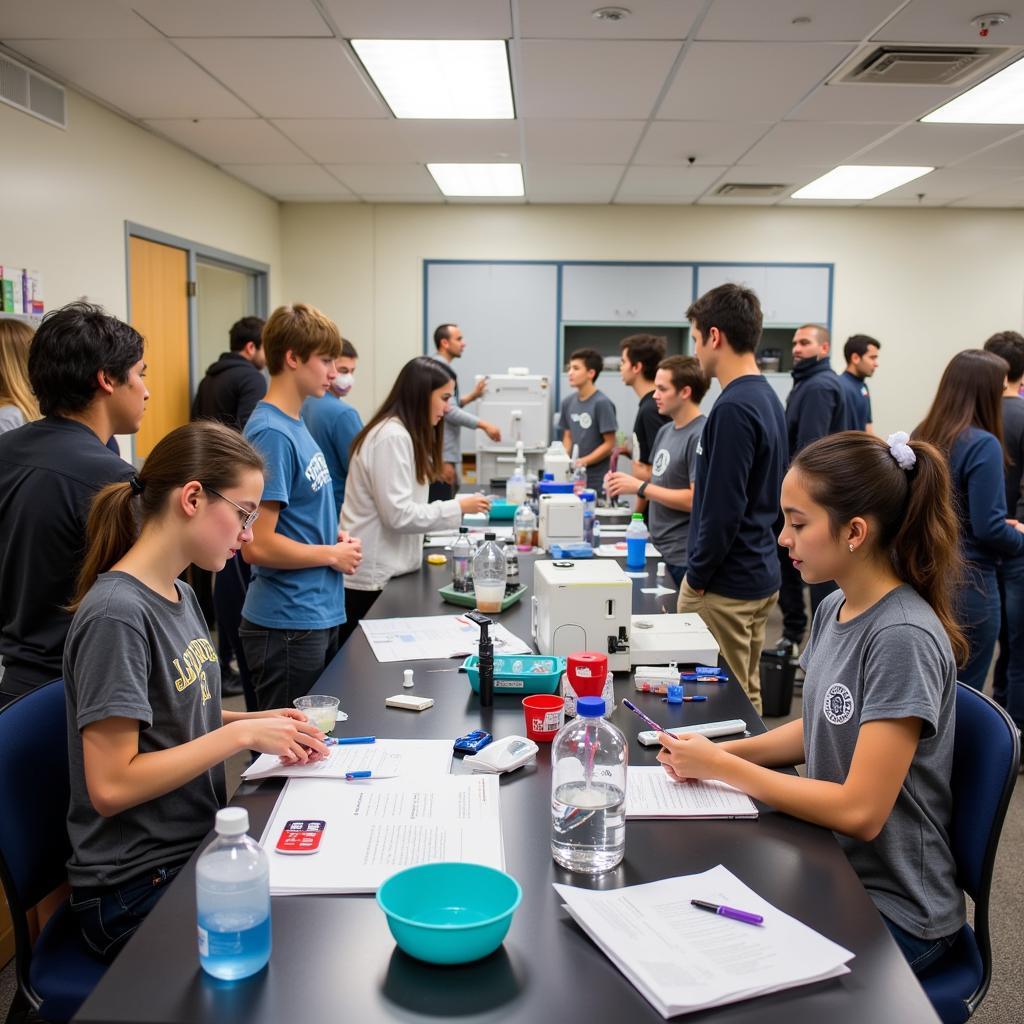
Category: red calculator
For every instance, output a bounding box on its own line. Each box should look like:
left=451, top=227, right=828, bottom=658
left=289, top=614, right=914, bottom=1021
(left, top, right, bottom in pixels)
left=275, top=819, right=326, bottom=855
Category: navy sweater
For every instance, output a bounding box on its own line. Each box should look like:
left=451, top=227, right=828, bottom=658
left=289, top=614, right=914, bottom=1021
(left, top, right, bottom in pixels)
left=786, top=357, right=851, bottom=456
left=686, top=375, right=788, bottom=599
left=949, top=427, right=1024, bottom=571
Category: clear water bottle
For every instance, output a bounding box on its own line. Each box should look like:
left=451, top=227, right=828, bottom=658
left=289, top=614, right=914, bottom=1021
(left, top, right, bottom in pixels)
left=506, top=445, right=527, bottom=506
left=503, top=538, right=519, bottom=590
left=551, top=696, right=627, bottom=873
left=472, top=532, right=507, bottom=614
left=451, top=526, right=473, bottom=592
left=625, top=512, right=648, bottom=571
left=196, top=807, right=271, bottom=980
left=514, top=502, right=537, bottom=552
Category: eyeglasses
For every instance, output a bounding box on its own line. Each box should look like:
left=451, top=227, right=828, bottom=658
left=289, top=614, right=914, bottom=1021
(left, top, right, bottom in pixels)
left=205, top=486, right=260, bottom=531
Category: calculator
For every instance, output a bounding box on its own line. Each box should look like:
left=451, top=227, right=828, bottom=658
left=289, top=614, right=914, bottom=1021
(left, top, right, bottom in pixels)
left=453, top=730, right=493, bottom=754
left=275, top=819, right=326, bottom=855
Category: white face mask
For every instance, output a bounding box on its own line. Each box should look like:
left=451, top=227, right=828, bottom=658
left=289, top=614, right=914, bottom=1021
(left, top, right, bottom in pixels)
left=331, top=372, right=354, bottom=396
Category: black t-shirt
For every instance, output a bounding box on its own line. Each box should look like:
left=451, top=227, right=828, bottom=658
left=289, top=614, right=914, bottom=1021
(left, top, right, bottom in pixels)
left=0, top=417, right=134, bottom=692
left=632, top=390, right=670, bottom=466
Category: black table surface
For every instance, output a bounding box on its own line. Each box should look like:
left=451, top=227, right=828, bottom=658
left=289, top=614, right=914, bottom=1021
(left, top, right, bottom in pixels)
left=74, top=554, right=938, bottom=1024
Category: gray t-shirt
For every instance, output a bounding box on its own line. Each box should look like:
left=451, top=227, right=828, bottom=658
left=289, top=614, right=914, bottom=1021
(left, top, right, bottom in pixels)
left=801, top=586, right=964, bottom=940
left=0, top=404, right=25, bottom=435
left=63, top=572, right=226, bottom=888
left=647, top=414, right=704, bottom=567
left=558, top=389, right=618, bottom=491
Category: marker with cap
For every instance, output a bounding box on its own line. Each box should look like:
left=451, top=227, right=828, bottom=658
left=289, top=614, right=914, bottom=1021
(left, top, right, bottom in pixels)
left=325, top=736, right=375, bottom=746
left=690, top=900, right=764, bottom=926
left=344, top=771, right=399, bottom=781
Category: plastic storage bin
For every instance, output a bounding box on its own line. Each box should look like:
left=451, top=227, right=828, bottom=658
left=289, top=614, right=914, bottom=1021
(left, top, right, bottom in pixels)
left=463, top=654, right=566, bottom=695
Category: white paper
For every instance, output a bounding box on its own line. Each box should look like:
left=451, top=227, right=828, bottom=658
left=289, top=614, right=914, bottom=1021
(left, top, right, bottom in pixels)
left=241, top=738, right=452, bottom=782
left=424, top=524, right=515, bottom=548
left=554, top=865, right=853, bottom=1019
left=262, top=774, right=504, bottom=894
left=360, top=614, right=532, bottom=662
left=596, top=542, right=661, bottom=558
left=625, top=768, right=758, bottom=819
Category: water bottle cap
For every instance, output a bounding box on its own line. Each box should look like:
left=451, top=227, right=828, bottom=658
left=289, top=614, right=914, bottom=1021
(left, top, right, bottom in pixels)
left=215, top=807, right=250, bottom=836
left=543, top=472, right=554, bottom=480
left=484, top=532, right=496, bottom=540
left=458, top=526, right=468, bottom=533
left=576, top=696, right=605, bottom=717
left=631, top=512, right=644, bottom=520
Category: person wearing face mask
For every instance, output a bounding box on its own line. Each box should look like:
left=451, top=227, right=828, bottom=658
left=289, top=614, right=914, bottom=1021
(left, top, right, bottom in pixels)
left=302, top=338, right=363, bottom=519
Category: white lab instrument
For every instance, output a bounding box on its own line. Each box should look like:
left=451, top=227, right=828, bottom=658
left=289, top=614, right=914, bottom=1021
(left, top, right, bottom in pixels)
left=538, top=493, right=584, bottom=549
left=463, top=735, right=539, bottom=774
left=474, top=369, right=551, bottom=487
left=629, top=614, right=720, bottom=667
left=542, top=441, right=572, bottom=483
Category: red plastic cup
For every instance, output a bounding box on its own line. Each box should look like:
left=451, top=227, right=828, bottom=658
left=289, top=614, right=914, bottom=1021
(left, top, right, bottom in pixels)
left=566, top=652, right=608, bottom=699
left=522, top=694, right=565, bottom=743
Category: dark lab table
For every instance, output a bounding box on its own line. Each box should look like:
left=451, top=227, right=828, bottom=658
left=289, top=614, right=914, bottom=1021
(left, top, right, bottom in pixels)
left=74, top=554, right=939, bottom=1024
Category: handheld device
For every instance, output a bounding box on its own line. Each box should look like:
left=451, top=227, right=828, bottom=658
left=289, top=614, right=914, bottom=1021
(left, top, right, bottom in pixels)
left=463, top=735, right=539, bottom=774
left=622, top=698, right=665, bottom=735
left=466, top=609, right=494, bottom=708
left=453, top=730, right=493, bottom=754
left=275, top=819, right=325, bottom=855
left=636, top=719, right=748, bottom=747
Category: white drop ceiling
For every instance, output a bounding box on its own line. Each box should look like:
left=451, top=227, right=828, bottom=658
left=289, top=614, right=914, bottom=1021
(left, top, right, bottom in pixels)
left=3, top=0, right=1024, bottom=207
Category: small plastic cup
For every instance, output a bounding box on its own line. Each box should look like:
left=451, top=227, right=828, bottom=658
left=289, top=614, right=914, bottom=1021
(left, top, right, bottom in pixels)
left=293, top=694, right=340, bottom=734
left=474, top=581, right=505, bottom=614
left=522, top=694, right=564, bottom=743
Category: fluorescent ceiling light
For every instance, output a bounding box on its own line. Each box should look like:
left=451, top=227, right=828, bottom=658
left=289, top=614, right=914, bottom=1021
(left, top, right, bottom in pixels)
left=351, top=39, right=513, bottom=119
left=428, top=163, right=524, bottom=197
left=791, top=165, right=933, bottom=200
left=922, top=55, right=1024, bottom=124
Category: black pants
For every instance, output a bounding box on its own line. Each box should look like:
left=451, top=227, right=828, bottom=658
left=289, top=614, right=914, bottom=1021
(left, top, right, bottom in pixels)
left=337, top=588, right=382, bottom=648
left=777, top=547, right=838, bottom=643
left=213, top=553, right=254, bottom=708
left=428, top=480, right=457, bottom=501
left=239, top=619, right=342, bottom=711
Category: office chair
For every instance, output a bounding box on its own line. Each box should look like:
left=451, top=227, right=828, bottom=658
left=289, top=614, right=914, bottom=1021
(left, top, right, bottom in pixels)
left=919, top=682, right=1020, bottom=1023
left=0, top=680, right=106, bottom=1023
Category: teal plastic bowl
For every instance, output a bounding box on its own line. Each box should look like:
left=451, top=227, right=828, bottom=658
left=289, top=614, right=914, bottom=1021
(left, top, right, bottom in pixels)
left=376, top=863, right=522, bottom=965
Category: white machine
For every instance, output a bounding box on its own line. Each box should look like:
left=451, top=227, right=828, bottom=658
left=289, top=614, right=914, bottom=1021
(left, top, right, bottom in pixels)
left=538, top=494, right=584, bottom=549
left=474, top=368, right=551, bottom=487
left=629, top=614, right=720, bottom=667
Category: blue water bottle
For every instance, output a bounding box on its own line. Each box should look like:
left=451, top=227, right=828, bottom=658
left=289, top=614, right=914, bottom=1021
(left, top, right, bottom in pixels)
left=625, top=513, right=648, bottom=571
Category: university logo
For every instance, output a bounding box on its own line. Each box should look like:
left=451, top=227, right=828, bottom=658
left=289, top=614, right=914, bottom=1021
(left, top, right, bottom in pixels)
left=305, top=452, right=331, bottom=492
left=578, top=412, right=593, bottom=430
left=652, top=448, right=671, bottom=477
left=823, top=683, right=855, bottom=726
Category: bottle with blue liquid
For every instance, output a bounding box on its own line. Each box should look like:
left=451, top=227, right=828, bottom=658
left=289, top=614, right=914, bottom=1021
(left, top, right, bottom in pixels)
left=196, top=807, right=271, bottom=980
left=625, top=512, right=648, bottom=571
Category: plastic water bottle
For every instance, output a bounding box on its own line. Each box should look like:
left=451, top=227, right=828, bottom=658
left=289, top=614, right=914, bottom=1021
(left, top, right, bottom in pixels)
left=514, top=502, right=537, bottom=552
left=503, top=538, right=520, bottom=589
left=196, top=807, right=271, bottom=980
left=550, top=696, right=627, bottom=873
left=472, top=532, right=507, bottom=613
left=625, top=513, right=648, bottom=571
left=451, top=527, right=474, bottom=592
left=506, top=443, right=527, bottom=505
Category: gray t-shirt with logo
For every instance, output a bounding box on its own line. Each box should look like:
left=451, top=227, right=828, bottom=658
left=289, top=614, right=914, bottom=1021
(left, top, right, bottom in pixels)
left=647, top=414, right=705, bottom=568
left=800, top=585, right=964, bottom=940
left=64, top=572, right=226, bottom=888
left=558, top=389, right=618, bottom=491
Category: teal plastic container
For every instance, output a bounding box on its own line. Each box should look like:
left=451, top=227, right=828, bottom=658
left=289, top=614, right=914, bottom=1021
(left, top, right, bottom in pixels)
left=376, top=862, right=522, bottom=965
left=487, top=500, right=518, bottom=521
left=463, top=654, right=565, bottom=695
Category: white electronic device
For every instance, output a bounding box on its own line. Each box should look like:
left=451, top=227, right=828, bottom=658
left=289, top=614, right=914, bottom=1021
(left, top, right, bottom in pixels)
left=384, top=694, right=435, bottom=711
left=474, top=370, right=551, bottom=487
left=463, top=735, right=539, bottom=774
left=532, top=559, right=632, bottom=671
left=629, top=613, right=720, bottom=667
left=538, top=493, right=584, bottom=549
left=637, top=719, right=748, bottom=747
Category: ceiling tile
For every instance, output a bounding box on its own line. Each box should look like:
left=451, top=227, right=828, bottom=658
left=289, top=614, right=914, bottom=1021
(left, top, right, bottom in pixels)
left=850, top=123, right=1023, bottom=166
left=617, top=164, right=727, bottom=200
left=949, top=178, right=1024, bottom=206
left=873, top=0, right=1024, bottom=45
left=145, top=119, right=311, bottom=164
left=877, top=167, right=1024, bottom=200
left=326, top=163, right=439, bottom=195
left=523, top=164, right=624, bottom=202
left=0, top=0, right=158, bottom=38
left=703, top=163, right=835, bottom=199
left=320, top=0, right=511, bottom=38
left=636, top=121, right=771, bottom=165
left=221, top=163, right=356, bottom=199
left=177, top=38, right=386, bottom=118
left=129, top=0, right=332, bottom=38
left=514, top=40, right=682, bottom=119
left=8, top=38, right=252, bottom=118
left=789, top=82, right=961, bottom=122
left=659, top=42, right=852, bottom=120
left=524, top=120, right=645, bottom=163
left=273, top=119, right=415, bottom=163
left=517, top=0, right=703, bottom=40
left=395, top=120, right=522, bottom=162
left=955, top=129, right=1024, bottom=168
left=739, top=121, right=896, bottom=165
left=698, top=0, right=900, bottom=42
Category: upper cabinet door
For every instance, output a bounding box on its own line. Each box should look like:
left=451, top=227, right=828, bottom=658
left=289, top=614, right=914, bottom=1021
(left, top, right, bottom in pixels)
left=696, top=264, right=831, bottom=326
left=561, top=264, right=692, bottom=323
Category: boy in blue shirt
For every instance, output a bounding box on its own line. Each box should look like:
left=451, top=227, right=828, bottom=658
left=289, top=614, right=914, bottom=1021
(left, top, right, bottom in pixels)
left=839, top=334, right=880, bottom=433
left=240, top=304, right=362, bottom=709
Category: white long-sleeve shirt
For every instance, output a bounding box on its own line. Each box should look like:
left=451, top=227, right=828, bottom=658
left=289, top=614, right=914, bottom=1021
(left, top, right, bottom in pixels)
left=341, top=417, right=462, bottom=591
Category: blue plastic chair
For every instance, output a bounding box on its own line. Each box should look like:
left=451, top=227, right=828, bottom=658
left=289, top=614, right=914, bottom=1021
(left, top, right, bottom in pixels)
left=918, top=682, right=1020, bottom=1023
left=0, top=679, right=107, bottom=1022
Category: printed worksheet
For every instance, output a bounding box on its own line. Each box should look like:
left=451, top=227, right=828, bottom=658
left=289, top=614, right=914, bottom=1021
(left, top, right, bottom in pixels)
left=360, top=614, right=531, bottom=662
left=241, top=738, right=452, bottom=782
left=625, top=768, right=758, bottom=819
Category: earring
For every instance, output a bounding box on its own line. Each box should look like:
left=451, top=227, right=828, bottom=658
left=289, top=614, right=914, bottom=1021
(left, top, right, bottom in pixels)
left=848, top=544, right=854, bottom=553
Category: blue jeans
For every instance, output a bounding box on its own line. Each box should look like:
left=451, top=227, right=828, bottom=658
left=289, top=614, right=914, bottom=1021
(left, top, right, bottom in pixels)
left=882, top=915, right=958, bottom=975
left=239, top=618, right=342, bottom=711
left=957, top=566, right=1001, bottom=691
left=994, top=554, right=1024, bottom=729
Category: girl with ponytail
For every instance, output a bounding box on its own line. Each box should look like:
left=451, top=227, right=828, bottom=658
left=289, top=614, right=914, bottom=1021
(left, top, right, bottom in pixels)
left=63, top=421, right=328, bottom=961
left=657, top=430, right=966, bottom=974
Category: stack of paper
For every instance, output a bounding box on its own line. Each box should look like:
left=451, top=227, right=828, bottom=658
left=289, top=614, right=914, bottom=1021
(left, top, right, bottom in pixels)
left=625, top=768, right=758, bottom=820
left=360, top=614, right=531, bottom=662
left=241, top=738, right=453, bottom=781
left=555, top=865, right=854, bottom=1018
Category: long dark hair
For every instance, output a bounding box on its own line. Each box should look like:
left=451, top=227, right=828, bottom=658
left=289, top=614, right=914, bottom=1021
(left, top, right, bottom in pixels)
left=351, top=356, right=452, bottom=484
left=914, top=349, right=1009, bottom=457
left=70, top=421, right=265, bottom=610
left=793, top=431, right=968, bottom=666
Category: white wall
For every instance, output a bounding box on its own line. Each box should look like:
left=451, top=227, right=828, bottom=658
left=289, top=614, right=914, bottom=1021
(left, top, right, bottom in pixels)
left=280, top=202, right=1024, bottom=438
left=196, top=262, right=252, bottom=375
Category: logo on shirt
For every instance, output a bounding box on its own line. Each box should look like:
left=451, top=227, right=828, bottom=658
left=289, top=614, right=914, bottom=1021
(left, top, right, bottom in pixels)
left=652, top=448, right=671, bottom=477
left=695, top=438, right=703, bottom=456
left=172, top=637, right=218, bottom=705
left=823, top=683, right=855, bottom=726
left=305, top=452, right=331, bottom=492
left=574, top=411, right=593, bottom=430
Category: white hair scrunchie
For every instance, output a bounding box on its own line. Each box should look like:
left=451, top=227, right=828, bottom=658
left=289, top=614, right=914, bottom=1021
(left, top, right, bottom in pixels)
left=886, top=431, right=917, bottom=471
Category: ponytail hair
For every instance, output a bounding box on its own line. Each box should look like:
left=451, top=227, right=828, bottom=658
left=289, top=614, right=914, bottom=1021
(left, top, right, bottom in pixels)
left=793, top=431, right=968, bottom=666
left=70, top=421, right=264, bottom=610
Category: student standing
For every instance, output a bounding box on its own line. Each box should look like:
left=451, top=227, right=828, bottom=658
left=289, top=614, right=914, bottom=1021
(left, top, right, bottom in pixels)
left=0, top=319, right=39, bottom=434
left=839, top=334, right=880, bottom=433
left=190, top=316, right=267, bottom=431
left=676, top=285, right=787, bottom=714
left=0, top=303, right=145, bottom=708
left=239, top=304, right=362, bottom=710
left=340, top=357, right=490, bottom=644
left=559, top=348, right=618, bottom=493
left=63, top=421, right=327, bottom=960
left=914, top=349, right=1024, bottom=690
left=618, top=334, right=670, bottom=518
left=606, top=356, right=706, bottom=587
left=658, top=431, right=966, bottom=974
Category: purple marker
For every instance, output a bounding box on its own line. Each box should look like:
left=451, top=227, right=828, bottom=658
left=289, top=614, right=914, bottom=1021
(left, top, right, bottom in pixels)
left=690, top=899, right=764, bottom=926
left=622, top=698, right=664, bottom=734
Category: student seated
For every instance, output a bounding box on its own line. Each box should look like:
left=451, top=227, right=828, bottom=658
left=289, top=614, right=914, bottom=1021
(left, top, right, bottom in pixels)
left=657, top=431, right=965, bottom=974
left=558, top=347, right=618, bottom=493
left=64, top=421, right=328, bottom=961
left=339, top=357, right=490, bottom=643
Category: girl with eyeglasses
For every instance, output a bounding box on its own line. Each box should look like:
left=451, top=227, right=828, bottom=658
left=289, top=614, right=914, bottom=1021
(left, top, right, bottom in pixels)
left=62, top=420, right=328, bottom=961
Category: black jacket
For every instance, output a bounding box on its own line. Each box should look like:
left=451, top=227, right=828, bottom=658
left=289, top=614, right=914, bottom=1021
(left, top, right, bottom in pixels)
left=191, top=352, right=267, bottom=430
left=785, top=358, right=851, bottom=457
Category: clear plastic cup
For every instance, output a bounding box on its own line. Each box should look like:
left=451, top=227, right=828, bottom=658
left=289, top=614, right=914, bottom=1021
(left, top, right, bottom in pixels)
left=292, top=694, right=339, bottom=734
left=474, top=581, right=505, bottom=613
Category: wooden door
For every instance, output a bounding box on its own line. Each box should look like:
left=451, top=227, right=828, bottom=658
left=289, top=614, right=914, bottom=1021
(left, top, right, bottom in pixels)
left=128, top=236, right=190, bottom=459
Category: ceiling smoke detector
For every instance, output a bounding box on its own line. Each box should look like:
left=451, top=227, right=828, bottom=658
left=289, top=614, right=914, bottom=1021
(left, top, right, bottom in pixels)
left=592, top=7, right=631, bottom=22
left=972, top=12, right=1010, bottom=38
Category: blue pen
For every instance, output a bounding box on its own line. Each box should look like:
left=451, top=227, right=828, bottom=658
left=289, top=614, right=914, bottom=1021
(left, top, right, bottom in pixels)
left=325, top=736, right=375, bottom=745
left=344, top=770, right=398, bottom=780
left=662, top=694, right=708, bottom=703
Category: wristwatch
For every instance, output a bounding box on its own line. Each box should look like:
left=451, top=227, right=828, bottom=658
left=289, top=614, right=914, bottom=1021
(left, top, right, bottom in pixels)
left=638, top=481, right=649, bottom=499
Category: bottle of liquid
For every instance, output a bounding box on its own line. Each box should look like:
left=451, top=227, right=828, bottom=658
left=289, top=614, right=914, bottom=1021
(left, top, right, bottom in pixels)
left=514, top=501, right=537, bottom=552
left=580, top=488, right=597, bottom=546
left=625, top=513, right=649, bottom=571
left=472, top=532, right=507, bottom=614
left=506, top=442, right=527, bottom=505
left=450, top=526, right=473, bottom=592
left=503, top=538, right=520, bottom=590
left=550, top=696, right=627, bottom=873
left=196, top=807, right=271, bottom=980
left=543, top=441, right=572, bottom=483
left=570, top=444, right=587, bottom=495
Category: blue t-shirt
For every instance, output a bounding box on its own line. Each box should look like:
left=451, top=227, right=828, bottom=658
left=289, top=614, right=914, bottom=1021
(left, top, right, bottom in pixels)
left=839, top=371, right=872, bottom=432
left=242, top=402, right=346, bottom=630
left=302, top=394, right=363, bottom=517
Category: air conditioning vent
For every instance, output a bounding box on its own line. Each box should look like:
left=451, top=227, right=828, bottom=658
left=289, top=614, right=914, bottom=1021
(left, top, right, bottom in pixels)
left=834, top=46, right=1009, bottom=86
left=0, top=52, right=66, bottom=128
left=714, top=183, right=787, bottom=198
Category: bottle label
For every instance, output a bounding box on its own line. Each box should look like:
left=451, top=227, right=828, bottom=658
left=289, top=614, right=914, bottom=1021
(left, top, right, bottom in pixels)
left=197, top=925, right=209, bottom=957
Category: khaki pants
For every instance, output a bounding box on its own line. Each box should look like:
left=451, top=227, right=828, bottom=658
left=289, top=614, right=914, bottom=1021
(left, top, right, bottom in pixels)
left=677, top=580, right=777, bottom=715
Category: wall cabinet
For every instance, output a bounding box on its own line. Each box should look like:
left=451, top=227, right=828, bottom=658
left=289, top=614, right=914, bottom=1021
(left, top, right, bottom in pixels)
left=561, top=264, right=693, bottom=323
left=695, top=264, right=830, bottom=325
